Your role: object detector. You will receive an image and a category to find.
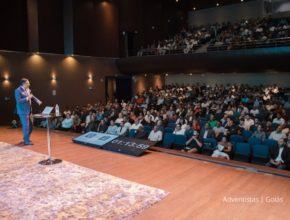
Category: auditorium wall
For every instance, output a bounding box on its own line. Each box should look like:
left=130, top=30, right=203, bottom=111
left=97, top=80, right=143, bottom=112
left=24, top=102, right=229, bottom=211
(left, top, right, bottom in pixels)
left=188, top=0, right=265, bottom=27
left=0, top=50, right=119, bottom=124
left=165, top=73, right=290, bottom=87
left=132, top=74, right=165, bottom=95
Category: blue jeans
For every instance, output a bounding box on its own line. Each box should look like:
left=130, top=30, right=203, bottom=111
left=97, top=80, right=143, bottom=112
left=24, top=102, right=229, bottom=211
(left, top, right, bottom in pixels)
left=19, top=114, right=33, bottom=144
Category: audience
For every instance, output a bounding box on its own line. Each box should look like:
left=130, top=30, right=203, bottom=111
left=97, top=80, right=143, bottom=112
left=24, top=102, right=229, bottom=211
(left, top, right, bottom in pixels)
left=137, top=16, right=290, bottom=55
left=31, top=82, right=290, bottom=170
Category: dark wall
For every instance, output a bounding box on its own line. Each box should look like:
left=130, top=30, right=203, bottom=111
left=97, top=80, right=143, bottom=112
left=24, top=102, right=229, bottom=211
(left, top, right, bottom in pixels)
left=0, top=0, right=187, bottom=57
left=119, top=0, right=187, bottom=56
left=132, top=74, right=165, bottom=95
left=166, top=72, right=290, bottom=87
left=73, top=0, right=119, bottom=57
left=38, top=0, right=64, bottom=54
left=0, top=51, right=119, bottom=124
left=0, top=0, right=28, bottom=52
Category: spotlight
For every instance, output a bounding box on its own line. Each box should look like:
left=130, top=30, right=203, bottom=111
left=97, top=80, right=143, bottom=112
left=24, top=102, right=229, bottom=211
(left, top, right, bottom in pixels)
left=4, top=74, right=9, bottom=80
left=216, top=3, right=220, bottom=7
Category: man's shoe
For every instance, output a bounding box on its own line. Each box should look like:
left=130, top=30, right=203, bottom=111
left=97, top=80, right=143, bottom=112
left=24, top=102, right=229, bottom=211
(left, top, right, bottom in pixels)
left=17, top=141, right=25, bottom=146
left=24, top=142, right=34, bottom=146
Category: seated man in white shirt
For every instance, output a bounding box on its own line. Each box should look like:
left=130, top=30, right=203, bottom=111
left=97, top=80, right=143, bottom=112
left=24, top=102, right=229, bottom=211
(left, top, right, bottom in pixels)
left=243, top=115, right=254, bottom=131
left=250, top=106, right=260, bottom=117
left=115, top=113, right=124, bottom=124
left=272, top=113, right=285, bottom=126
left=116, top=121, right=128, bottom=136
left=173, top=124, right=185, bottom=135
left=148, top=126, right=163, bottom=142
left=129, top=119, right=142, bottom=130
left=269, top=126, right=286, bottom=142
left=61, top=113, right=74, bottom=131
left=123, top=117, right=132, bottom=129
left=105, top=120, right=118, bottom=135
left=213, top=121, right=225, bottom=139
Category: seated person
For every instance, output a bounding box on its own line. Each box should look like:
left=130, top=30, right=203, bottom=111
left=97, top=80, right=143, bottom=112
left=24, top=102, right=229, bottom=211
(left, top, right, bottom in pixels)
left=251, top=124, right=266, bottom=142
left=211, top=136, right=232, bottom=160
left=183, top=131, right=202, bottom=153
left=269, top=126, right=286, bottom=141
left=266, top=138, right=290, bottom=170
left=243, top=115, right=254, bottom=131
left=130, top=119, right=142, bottom=130
left=116, top=121, right=128, bottom=136
left=272, top=113, right=285, bottom=126
left=173, top=124, right=185, bottom=135
left=105, top=120, right=118, bottom=135
left=96, top=119, right=108, bottom=133
left=213, top=121, right=225, bottom=140
left=72, top=113, right=83, bottom=133
left=51, top=117, right=61, bottom=129
left=200, top=123, right=216, bottom=140
left=115, top=113, right=124, bottom=124
left=40, top=119, right=48, bottom=128
left=61, top=113, right=73, bottom=131
left=148, top=126, right=163, bottom=142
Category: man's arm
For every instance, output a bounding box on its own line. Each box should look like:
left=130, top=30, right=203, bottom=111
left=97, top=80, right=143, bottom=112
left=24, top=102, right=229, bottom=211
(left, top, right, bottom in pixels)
left=15, top=89, right=29, bottom=104
left=31, top=94, right=42, bottom=105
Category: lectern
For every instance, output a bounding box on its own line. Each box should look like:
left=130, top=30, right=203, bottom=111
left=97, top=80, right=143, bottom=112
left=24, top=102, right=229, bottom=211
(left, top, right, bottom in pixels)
left=33, top=114, right=62, bottom=165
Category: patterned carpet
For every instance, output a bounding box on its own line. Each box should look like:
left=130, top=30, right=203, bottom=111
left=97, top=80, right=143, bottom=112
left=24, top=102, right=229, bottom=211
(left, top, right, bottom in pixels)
left=0, top=142, right=168, bottom=220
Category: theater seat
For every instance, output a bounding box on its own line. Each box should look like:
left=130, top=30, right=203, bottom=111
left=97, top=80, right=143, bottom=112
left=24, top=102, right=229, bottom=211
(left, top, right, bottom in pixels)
left=173, top=135, right=187, bottom=150
left=144, top=126, right=152, bottom=135
left=248, top=136, right=262, bottom=147
left=162, top=133, right=175, bottom=148
left=242, top=130, right=252, bottom=140
left=251, top=144, right=269, bottom=165
left=164, top=127, right=174, bottom=133
left=128, top=129, right=137, bottom=138
left=202, top=138, right=217, bottom=156
left=167, top=123, right=176, bottom=128
left=263, top=139, right=278, bottom=149
left=230, top=135, right=244, bottom=145
left=233, top=143, right=251, bottom=162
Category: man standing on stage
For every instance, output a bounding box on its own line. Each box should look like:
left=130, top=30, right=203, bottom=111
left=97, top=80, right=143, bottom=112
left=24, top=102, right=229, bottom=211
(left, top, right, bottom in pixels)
left=15, top=78, right=42, bottom=145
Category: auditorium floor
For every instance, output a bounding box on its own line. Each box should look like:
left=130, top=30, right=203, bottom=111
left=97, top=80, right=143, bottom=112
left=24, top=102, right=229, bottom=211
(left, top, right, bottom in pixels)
left=0, top=127, right=289, bottom=220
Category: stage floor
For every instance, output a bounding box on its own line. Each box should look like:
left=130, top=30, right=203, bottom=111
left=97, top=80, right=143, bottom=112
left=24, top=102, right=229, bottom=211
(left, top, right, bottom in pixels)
left=0, top=127, right=289, bottom=220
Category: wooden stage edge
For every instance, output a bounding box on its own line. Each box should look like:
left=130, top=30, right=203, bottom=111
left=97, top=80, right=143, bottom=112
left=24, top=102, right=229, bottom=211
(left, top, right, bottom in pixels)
left=0, top=127, right=290, bottom=220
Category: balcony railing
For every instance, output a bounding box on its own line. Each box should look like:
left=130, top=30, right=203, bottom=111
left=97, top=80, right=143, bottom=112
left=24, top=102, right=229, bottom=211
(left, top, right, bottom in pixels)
left=207, top=37, right=290, bottom=52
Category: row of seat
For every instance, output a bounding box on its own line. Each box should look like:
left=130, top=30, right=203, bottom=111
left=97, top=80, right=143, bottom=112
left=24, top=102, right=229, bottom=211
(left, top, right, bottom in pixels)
left=161, top=133, right=278, bottom=165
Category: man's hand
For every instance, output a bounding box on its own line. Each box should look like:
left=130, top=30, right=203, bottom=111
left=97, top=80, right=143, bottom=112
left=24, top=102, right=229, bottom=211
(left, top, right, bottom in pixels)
left=38, top=100, right=42, bottom=106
